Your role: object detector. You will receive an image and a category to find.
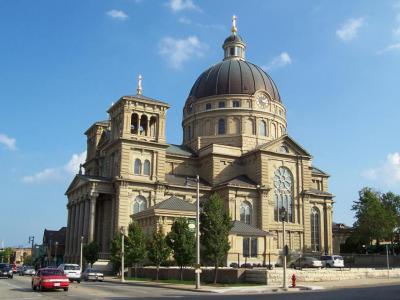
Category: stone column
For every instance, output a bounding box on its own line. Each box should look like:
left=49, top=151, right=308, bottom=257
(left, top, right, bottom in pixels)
left=88, top=193, right=98, bottom=242
left=69, top=203, right=76, bottom=258
left=83, top=198, right=90, bottom=242
left=65, top=204, right=72, bottom=259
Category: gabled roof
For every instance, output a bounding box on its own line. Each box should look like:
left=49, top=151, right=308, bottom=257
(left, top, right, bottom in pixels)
left=153, top=196, right=196, bottom=212
left=217, top=175, right=258, bottom=188
left=311, top=166, right=329, bottom=176
left=65, top=174, right=111, bottom=195
left=251, top=134, right=312, bottom=158
left=230, top=221, right=271, bottom=237
left=166, top=144, right=195, bottom=157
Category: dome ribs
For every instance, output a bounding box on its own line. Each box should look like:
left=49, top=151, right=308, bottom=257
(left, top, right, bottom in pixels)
left=187, top=60, right=281, bottom=102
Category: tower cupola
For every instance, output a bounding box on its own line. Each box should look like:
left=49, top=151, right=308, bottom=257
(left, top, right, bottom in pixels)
left=223, top=15, right=246, bottom=60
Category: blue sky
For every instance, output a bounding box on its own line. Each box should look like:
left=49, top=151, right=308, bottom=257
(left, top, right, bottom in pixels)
left=1, top=0, right=400, bottom=247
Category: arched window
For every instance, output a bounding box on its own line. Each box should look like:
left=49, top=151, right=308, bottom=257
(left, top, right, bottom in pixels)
left=232, top=100, right=240, bottom=108
left=273, top=167, right=293, bottom=222
left=271, top=123, right=277, bottom=138
left=139, top=115, right=148, bottom=135
left=240, top=202, right=252, bottom=225
left=143, top=160, right=151, bottom=176
left=218, top=119, right=226, bottom=135
left=259, top=120, right=267, bottom=136
left=149, top=116, right=157, bottom=137
left=311, top=207, right=320, bottom=252
left=134, top=159, right=142, bottom=175
left=133, top=196, right=147, bottom=214
left=131, top=114, right=139, bottom=134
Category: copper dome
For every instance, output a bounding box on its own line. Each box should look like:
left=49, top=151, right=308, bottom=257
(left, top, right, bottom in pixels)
left=188, top=59, right=281, bottom=101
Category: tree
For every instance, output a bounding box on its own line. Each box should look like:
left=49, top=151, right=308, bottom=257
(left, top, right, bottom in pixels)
left=166, top=218, right=195, bottom=280
left=0, top=248, right=13, bottom=263
left=125, top=221, right=146, bottom=278
left=83, top=241, right=99, bottom=267
left=23, top=255, right=33, bottom=266
left=200, top=193, right=233, bottom=283
left=110, top=231, right=123, bottom=275
left=147, top=228, right=171, bottom=280
left=352, top=188, right=397, bottom=246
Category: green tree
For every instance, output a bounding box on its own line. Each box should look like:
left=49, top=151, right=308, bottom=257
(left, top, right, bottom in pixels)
left=166, top=218, right=195, bottom=280
left=110, top=231, right=123, bottom=275
left=200, top=193, right=233, bottom=283
left=352, top=188, right=396, bottom=246
left=126, top=221, right=146, bottom=278
left=0, top=248, right=13, bottom=263
left=147, top=228, right=171, bottom=280
left=381, top=192, right=400, bottom=245
left=83, top=241, right=99, bottom=267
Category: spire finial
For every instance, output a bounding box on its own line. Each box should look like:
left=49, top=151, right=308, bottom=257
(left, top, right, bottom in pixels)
left=231, top=15, right=237, bottom=35
left=137, top=74, right=142, bottom=95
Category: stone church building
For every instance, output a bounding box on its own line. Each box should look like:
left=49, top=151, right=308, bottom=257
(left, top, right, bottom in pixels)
left=64, top=18, right=334, bottom=266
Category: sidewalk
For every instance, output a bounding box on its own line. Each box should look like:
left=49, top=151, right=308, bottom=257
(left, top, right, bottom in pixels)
left=103, top=276, right=312, bottom=294
left=304, top=277, right=400, bottom=290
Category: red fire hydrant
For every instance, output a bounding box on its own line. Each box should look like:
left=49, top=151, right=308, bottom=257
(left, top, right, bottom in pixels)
left=291, top=273, right=296, bottom=288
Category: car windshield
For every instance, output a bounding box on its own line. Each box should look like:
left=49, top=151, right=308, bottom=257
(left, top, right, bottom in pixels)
left=42, top=269, right=63, bottom=276
left=65, top=265, right=80, bottom=270
left=333, top=256, right=343, bottom=260
left=88, top=269, right=100, bottom=273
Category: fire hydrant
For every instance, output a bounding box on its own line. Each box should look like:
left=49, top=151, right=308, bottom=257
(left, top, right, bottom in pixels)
left=291, top=273, right=296, bottom=288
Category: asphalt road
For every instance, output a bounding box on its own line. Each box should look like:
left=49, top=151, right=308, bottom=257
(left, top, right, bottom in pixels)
left=1, top=275, right=400, bottom=300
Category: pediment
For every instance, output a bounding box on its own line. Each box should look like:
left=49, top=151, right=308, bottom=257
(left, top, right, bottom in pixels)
left=65, top=175, right=87, bottom=195
left=258, top=135, right=312, bottom=158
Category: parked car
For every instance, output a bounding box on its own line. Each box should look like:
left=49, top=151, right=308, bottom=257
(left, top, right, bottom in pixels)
left=320, top=255, right=344, bottom=268
left=58, top=264, right=81, bottom=283
left=289, top=256, right=323, bottom=268
left=20, top=265, right=35, bottom=276
left=0, top=264, right=13, bottom=278
left=81, top=268, right=104, bottom=281
left=31, top=268, right=69, bottom=291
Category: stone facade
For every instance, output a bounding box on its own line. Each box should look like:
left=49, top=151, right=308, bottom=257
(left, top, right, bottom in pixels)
left=64, top=19, right=334, bottom=265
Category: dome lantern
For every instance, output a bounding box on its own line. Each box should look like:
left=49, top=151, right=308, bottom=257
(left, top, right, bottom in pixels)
left=223, top=15, right=246, bottom=61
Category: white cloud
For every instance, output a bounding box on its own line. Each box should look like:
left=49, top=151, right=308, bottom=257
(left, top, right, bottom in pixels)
left=262, top=52, right=292, bottom=71
left=378, top=42, right=400, bottom=54
left=336, top=17, right=364, bottom=41
left=106, top=9, right=128, bottom=20
left=363, top=152, right=400, bottom=185
left=0, top=133, right=17, bottom=151
left=159, top=36, right=207, bottom=69
left=178, top=17, right=225, bottom=31
left=22, top=151, right=86, bottom=184
left=168, top=0, right=201, bottom=12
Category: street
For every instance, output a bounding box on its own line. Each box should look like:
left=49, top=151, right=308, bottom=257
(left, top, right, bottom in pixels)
left=1, top=276, right=400, bottom=300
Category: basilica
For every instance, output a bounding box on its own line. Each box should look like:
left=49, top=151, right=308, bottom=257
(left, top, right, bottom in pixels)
left=64, top=17, right=334, bottom=266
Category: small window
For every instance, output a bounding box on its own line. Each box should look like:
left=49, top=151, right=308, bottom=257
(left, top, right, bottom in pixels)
left=230, top=47, right=235, bottom=56
left=218, top=101, right=226, bottom=108
left=134, top=159, right=142, bottom=175
left=143, top=160, right=151, bottom=176
left=218, top=119, right=226, bottom=135
left=232, top=100, right=241, bottom=108
left=188, top=104, right=193, bottom=113
left=206, top=103, right=212, bottom=110
left=243, top=237, right=258, bottom=258
left=251, top=238, right=258, bottom=257
left=243, top=238, right=250, bottom=257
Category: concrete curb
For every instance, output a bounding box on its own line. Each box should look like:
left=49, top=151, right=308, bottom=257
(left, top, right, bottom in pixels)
left=102, top=277, right=318, bottom=294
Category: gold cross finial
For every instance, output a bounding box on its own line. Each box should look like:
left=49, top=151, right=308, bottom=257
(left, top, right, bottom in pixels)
left=137, top=74, right=142, bottom=95
left=231, top=15, right=237, bottom=35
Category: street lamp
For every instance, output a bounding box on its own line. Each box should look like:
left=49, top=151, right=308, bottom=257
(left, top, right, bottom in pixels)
left=79, top=236, right=84, bottom=272
left=185, top=175, right=201, bottom=289
left=121, top=227, right=126, bottom=283
left=279, top=206, right=287, bottom=289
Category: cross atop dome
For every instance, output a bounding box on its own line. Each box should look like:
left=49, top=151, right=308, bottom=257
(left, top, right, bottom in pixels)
left=231, top=15, right=237, bottom=35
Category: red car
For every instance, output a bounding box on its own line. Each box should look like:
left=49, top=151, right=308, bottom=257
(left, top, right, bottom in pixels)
left=31, top=268, right=69, bottom=291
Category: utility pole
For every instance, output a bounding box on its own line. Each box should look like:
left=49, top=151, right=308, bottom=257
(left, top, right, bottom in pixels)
left=80, top=236, right=84, bottom=272
left=195, top=174, right=201, bottom=289
left=28, top=236, right=34, bottom=260
left=121, top=227, right=125, bottom=283
left=279, top=207, right=287, bottom=290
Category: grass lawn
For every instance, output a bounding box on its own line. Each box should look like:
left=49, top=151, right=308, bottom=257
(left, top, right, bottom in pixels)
left=125, top=277, right=265, bottom=286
